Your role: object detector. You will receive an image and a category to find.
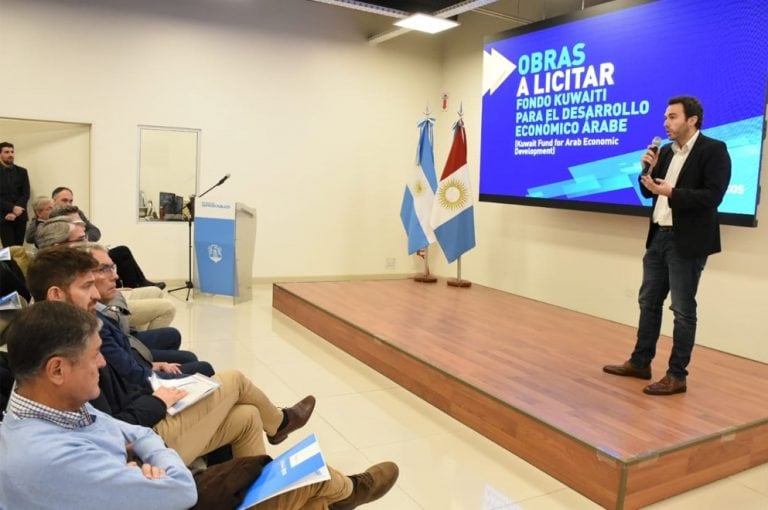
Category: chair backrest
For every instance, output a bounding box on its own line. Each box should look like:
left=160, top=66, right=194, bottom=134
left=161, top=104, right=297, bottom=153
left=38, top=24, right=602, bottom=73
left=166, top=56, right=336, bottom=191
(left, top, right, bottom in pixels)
left=0, top=294, right=29, bottom=341
left=9, top=245, right=31, bottom=277
left=0, top=352, right=13, bottom=419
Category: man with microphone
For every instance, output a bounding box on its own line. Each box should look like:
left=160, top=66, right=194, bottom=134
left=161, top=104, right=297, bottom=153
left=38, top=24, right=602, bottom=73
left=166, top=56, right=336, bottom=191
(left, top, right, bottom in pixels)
left=603, top=96, right=731, bottom=395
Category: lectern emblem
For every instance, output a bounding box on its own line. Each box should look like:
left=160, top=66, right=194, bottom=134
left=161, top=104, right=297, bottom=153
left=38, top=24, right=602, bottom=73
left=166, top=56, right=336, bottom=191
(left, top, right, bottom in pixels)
left=207, top=244, right=223, bottom=263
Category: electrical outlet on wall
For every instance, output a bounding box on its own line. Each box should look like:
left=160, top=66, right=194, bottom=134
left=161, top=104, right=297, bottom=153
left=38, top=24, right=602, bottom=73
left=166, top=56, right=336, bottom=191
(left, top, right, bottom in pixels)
left=385, top=257, right=397, bottom=270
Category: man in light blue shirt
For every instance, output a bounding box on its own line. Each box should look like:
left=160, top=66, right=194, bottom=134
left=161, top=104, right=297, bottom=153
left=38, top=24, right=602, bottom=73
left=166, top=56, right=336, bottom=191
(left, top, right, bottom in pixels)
left=0, top=301, right=197, bottom=510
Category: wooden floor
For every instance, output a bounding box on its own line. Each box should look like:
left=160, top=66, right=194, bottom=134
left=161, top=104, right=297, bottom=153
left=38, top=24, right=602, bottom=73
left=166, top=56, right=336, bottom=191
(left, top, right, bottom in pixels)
left=273, top=279, right=768, bottom=509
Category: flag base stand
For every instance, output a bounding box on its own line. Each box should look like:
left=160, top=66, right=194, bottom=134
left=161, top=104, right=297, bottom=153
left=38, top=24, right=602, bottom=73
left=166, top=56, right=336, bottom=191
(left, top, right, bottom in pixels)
left=413, top=247, right=437, bottom=283
left=447, top=255, right=471, bottom=288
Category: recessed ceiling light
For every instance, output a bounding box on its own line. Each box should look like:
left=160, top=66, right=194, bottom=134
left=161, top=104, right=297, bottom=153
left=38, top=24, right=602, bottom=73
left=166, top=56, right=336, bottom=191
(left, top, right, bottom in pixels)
left=394, top=13, right=459, bottom=34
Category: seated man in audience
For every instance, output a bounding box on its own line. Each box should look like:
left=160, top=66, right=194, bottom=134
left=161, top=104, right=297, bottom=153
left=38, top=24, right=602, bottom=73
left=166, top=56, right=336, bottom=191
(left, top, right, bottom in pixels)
left=23, top=195, right=54, bottom=245
left=51, top=187, right=165, bottom=289
left=30, top=244, right=208, bottom=382
left=25, top=245, right=318, bottom=466
left=84, top=243, right=201, bottom=374
left=51, top=186, right=101, bottom=240
left=0, top=301, right=399, bottom=510
left=35, top=216, right=88, bottom=248
left=0, top=301, right=197, bottom=510
left=42, top=206, right=173, bottom=328
left=110, top=284, right=177, bottom=332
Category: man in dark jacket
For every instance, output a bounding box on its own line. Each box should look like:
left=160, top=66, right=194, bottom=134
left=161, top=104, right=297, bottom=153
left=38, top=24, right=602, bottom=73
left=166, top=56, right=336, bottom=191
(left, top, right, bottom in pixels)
left=604, top=96, right=731, bottom=395
left=0, top=142, right=30, bottom=247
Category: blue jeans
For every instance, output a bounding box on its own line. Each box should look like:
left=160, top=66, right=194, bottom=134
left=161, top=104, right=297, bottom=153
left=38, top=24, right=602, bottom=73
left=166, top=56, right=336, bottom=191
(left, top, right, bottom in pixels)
left=136, top=327, right=215, bottom=377
left=630, top=230, right=707, bottom=379
left=135, top=327, right=182, bottom=351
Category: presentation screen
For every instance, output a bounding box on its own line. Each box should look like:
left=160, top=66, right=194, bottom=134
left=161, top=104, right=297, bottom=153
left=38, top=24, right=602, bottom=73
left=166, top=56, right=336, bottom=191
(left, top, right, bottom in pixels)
left=479, top=0, right=768, bottom=226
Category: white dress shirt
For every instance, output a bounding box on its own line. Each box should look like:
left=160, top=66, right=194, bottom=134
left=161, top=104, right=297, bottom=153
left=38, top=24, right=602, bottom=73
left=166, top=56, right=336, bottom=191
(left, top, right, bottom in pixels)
left=652, top=130, right=700, bottom=226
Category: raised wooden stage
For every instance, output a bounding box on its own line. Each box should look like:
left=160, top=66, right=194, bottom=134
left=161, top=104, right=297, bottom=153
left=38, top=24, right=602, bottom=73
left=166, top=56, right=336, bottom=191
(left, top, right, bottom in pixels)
left=272, top=279, right=768, bottom=509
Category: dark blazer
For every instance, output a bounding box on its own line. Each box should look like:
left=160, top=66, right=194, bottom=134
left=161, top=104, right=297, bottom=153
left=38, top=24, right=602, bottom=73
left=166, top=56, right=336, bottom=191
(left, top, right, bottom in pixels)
left=640, top=133, right=731, bottom=258
left=0, top=164, right=30, bottom=219
left=97, top=311, right=155, bottom=391
left=90, top=362, right=167, bottom=428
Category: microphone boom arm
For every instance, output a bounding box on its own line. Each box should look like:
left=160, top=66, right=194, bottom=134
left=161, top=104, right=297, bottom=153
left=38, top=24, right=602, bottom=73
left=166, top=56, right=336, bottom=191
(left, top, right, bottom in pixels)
left=198, top=173, right=231, bottom=199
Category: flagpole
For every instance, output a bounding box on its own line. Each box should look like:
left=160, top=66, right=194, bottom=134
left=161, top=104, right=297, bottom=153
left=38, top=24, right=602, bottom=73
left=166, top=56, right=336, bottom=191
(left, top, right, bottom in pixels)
left=447, top=255, right=471, bottom=287
left=445, top=102, right=472, bottom=288
left=414, top=246, right=437, bottom=283
left=410, top=105, right=437, bottom=283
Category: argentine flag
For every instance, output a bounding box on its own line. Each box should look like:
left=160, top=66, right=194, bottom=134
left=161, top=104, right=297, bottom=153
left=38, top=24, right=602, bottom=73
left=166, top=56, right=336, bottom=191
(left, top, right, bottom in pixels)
left=430, top=118, right=476, bottom=263
left=400, top=117, right=438, bottom=254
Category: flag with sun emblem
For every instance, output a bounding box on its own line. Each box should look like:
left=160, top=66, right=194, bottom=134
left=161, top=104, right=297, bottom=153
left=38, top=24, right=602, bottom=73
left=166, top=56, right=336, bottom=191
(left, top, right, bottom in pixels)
left=430, top=118, right=476, bottom=263
left=400, top=117, right=438, bottom=254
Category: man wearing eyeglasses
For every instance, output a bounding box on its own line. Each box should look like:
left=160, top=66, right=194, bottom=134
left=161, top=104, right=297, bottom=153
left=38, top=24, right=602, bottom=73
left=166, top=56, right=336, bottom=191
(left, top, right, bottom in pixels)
left=35, top=216, right=176, bottom=335
left=85, top=244, right=211, bottom=380
left=51, top=187, right=101, bottom=241
left=35, top=216, right=88, bottom=248
left=48, top=202, right=166, bottom=290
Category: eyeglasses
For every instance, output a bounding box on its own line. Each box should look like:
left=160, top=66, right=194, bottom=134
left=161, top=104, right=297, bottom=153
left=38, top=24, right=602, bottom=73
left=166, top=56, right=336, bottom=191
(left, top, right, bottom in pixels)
left=62, top=235, right=87, bottom=244
left=95, top=263, right=117, bottom=274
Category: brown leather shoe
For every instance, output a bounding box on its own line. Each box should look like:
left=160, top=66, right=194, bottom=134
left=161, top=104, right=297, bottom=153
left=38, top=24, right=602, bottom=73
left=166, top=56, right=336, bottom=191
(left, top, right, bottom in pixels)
left=643, top=375, right=686, bottom=395
left=603, top=360, right=652, bottom=380
left=267, top=395, right=316, bottom=445
left=330, top=462, right=399, bottom=510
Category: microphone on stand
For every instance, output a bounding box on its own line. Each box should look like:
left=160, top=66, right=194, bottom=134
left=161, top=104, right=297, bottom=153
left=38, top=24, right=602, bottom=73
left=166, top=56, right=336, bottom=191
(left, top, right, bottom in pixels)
left=642, top=137, right=662, bottom=174
left=170, top=172, right=232, bottom=301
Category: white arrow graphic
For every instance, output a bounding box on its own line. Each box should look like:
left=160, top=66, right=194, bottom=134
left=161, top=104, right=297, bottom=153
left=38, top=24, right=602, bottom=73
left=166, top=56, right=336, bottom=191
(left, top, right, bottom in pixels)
left=482, top=48, right=516, bottom=96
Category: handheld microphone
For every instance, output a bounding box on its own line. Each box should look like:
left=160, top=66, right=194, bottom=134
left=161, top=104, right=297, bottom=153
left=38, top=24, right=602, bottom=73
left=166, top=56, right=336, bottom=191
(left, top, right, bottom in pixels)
left=642, top=137, right=662, bottom=174
left=216, top=173, right=231, bottom=186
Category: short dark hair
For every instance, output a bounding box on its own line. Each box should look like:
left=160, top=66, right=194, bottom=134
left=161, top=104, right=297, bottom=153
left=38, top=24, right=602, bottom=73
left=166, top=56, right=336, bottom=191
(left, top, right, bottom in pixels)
left=0, top=142, right=14, bottom=151
left=1, top=301, right=99, bottom=385
left=26, top=245, right=99, bottom=302
left=51, top=186, right=73, bottom=199
left=668, top=95, right=703, bottom=129
left=49, top=204, right=81, bottom=219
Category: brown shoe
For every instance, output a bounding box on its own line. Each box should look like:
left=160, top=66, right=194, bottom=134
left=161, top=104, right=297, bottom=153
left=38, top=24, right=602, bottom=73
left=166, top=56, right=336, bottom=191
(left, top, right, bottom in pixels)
left=643, top=375, right=686, bottom=395
left=603, top=360, right=652, bottom=380
left=330, top=462, right=399, bottom=510
left=267, top=395, right=316, bottom=445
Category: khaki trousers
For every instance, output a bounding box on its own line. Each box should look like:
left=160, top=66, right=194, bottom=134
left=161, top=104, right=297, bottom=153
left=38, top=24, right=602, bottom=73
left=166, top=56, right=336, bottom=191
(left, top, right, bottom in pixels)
left=153, top=370, right=284, bottom=464
left=255, top=466, right=352, bottom=510
left=122, top=287, right=176, bottom=331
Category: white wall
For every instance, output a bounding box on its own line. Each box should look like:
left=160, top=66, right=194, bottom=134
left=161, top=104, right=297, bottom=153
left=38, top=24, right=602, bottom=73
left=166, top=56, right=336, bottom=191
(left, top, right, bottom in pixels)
left=434, top=10, right=768, bottom=363
left=2, top=0, right=441, bottom=278
left=0, top=118, right=91, bottom=218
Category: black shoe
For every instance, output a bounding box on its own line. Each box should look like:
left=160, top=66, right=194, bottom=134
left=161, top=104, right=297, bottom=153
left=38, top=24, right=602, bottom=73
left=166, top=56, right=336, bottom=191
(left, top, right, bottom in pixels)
left=330, top=462, right=399, bottom=510
left=140, top=279, right=166, bottom=290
